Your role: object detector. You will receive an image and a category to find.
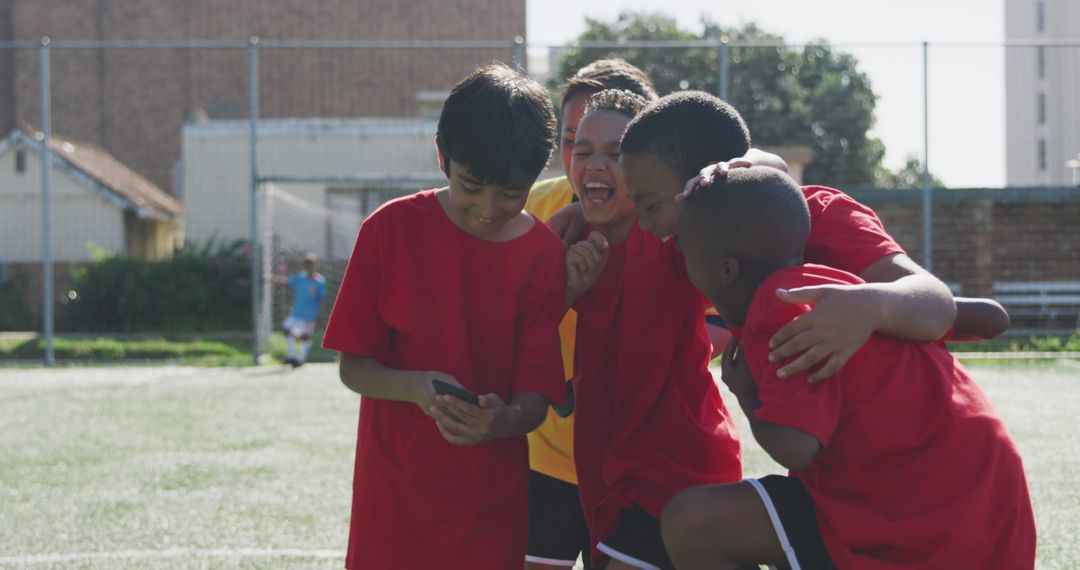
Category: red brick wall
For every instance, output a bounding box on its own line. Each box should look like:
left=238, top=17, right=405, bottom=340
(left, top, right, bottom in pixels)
left=3, top=0, right=526, bottom=193
left=849, top=189, right=1080, bottom=300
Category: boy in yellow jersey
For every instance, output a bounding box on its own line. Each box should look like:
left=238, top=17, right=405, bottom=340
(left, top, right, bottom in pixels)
left=524, top=59, right=658, bottom=570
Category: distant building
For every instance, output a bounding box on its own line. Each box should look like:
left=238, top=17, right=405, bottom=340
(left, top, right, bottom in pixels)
left=1005, top=0, right=1080, bottom=186
left=0, top=125, right=183, bottom=264
left=0, top=0, right=526, bottom=194
left=0, top=125, right=183, bottom=314
left=183, top=118, right=442, bottom=260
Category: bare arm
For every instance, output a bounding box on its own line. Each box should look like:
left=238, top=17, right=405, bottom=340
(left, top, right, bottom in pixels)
left=338, top=353, right=445, bottom=412
left=768, top=253, right=957, bottom=380
left=721, top=339, right=820, bottom=472
left=547, top=202, right=588, bottom=247
left=950, top=297, right=1011, bottom=342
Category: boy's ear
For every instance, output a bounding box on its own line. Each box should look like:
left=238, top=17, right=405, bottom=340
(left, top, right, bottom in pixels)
left=434, top=136, right=448, bottom=176
left=718, top=256, right=740, bottom=286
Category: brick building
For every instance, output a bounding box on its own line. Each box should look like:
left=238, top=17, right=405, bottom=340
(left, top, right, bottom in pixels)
left=0, top=0, right=526, bottom=194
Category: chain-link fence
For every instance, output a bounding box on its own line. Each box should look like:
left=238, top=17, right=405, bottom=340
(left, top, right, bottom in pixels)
left=1, top=38, right=1077, bottom=363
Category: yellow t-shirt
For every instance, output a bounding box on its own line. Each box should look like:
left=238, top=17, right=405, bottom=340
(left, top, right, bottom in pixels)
left=525, top=176, right=579, bottom=484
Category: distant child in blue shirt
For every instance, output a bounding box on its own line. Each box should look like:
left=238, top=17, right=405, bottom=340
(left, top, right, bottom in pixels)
left=268, top=253, right=327, bottom=367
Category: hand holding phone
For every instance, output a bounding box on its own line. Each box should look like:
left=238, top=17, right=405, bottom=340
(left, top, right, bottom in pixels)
left=431, top=379, right=480, bottom=406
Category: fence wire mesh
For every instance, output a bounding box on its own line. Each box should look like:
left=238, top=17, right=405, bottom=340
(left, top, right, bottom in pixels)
left=1, top=39, right=1077, bottom=362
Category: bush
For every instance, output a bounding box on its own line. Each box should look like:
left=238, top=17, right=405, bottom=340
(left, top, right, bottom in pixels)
left=0, top=275, right=35, bottom=331
left=57, top=240, right=252, bottom=332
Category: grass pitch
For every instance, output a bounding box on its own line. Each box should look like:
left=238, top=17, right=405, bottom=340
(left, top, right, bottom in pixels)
left=0, top=361, right=1076, bottom=568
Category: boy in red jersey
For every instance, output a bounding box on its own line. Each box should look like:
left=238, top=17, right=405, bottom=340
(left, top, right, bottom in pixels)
left=524, top=60, right=659, bottom=570
left=663, top=167, right=1035, bottom=570
left=562, top=91, right=1007, bottom=570
left=618, top=92, right=1008, bottom=381
left=321, top=63, right=567, bottom=569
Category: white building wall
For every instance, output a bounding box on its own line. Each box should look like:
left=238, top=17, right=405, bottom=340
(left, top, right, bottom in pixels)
left=1005, top=0, right=1080, bottom=186
left=0, top=147, right=125, bottom=263
left=182, top=119, right=444, bottom=258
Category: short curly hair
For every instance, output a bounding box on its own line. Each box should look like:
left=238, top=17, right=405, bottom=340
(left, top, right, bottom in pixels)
left=621, top=91, right=751, bottom=182
left=582, top=89, right=650, bottom=121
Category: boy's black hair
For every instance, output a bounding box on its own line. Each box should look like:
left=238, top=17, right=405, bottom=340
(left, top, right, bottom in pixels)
left=621, top=91, right=751, bottom=182
left=680, top=167, right=810, bottom=267
left=437, top=62, right=556, bottom=186
left=583, top=89, right=649, bottom=121
left=561, top=59, right=659, bottom=106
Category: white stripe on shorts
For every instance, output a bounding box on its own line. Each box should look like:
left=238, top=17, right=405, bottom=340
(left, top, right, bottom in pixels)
left=597, top=541, right=662, bottom=570
left=524, top=554, right=577, bottom=567
left=746, top=478, right=802, bottom=570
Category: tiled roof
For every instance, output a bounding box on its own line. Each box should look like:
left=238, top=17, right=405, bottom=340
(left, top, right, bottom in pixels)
left=13, top=125, right=183, bottom=220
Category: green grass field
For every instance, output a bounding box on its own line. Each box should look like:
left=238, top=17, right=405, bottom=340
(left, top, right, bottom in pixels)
left=0, top=362, right=1077, bottom=568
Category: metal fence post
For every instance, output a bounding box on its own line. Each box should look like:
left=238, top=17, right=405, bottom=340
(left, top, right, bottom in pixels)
left=922, top=41, right=933, bottom=272
left=39, top=37, right=54, bottom=366
left=512, top=36, right=525, bottom=69
left=248, top=37, right=261, bottom=364
left=719, top=40, right=730, bottom=101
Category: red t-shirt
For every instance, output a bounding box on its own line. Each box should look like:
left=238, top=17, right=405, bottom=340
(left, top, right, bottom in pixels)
left=573, top=225, right=743, bottom=564
left=802, top=185, right=906, bottom=274
left=573, top=186, right=906, bottom=564
left=734, top=265, right=1036, bottom=569
left=322, top=190, right=567, bottom=569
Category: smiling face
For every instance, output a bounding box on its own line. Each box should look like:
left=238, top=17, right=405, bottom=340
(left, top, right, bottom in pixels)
left=443, top=159, right=530, bottom=239
left=559, top=91, right=591, bottom=175
left=570, top=109, right=637, bottom=236
left=619, top=152, right=686, bottom=238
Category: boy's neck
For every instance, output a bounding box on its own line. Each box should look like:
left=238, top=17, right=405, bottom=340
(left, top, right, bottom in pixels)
left=591, top=215, right=636, bottom=246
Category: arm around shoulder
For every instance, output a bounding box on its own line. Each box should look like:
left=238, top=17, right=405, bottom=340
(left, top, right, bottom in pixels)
left=951, top=297, right=1010, bottom=341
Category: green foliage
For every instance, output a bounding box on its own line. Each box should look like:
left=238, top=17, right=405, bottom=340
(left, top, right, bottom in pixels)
left=552, top=12, right=888, bottom=186
left=0, top=335, right=250, bottom=364
left=57, top=239, right=252, bottom=332
left=0, top=276, right=35, bottom=331
left=948, top=332, right=1080, bottom=353
left=875, top=154, right=946, bottom=189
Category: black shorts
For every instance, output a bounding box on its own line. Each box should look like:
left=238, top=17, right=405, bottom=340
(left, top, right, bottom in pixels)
left=597, top=505, right=675, bottom=570
left=750, top=475, right=837, bottom=570
left=527, top=470, right=593, bottom=568
left=704, top=314, right=728, bottom=328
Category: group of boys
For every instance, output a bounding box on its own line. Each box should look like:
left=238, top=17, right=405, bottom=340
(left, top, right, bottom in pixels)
left=321, top=58, right=1036, bottom=569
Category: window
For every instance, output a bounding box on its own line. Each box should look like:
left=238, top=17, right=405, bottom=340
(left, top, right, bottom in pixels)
left=1036, top=0, right=1045, bottom=33
left=1037, top=92, right=1046, bottom=124
left=1037, top=46, right=1045, bottom=79
left=1038, top=139, right=1047, bottom=171
left=15, top=149, right=26, bottom=174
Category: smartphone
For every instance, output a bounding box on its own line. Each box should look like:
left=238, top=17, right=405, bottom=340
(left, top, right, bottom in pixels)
left=431, top=379, right=480, bottom=406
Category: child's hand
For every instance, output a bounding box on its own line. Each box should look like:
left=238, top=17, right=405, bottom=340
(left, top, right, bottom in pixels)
left=720, top=337, right=756, bottom=400
left=676, top=149, right=787, bottom=204
left=411, top=372, right=462, bottom=419
left=768, top=285, right=877, bottom=382
left=429, top=393, right=510, bottom=446
left=566, top=232, right=609, bottom=304
left=547, top=202, right=588, bottom=248
left=675, top=159, right=753, bottom=204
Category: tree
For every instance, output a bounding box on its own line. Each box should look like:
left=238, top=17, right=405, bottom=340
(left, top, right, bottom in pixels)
left=552, top=12, right=887, bottom=186
left=875, top=154, right=946, bottom=189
